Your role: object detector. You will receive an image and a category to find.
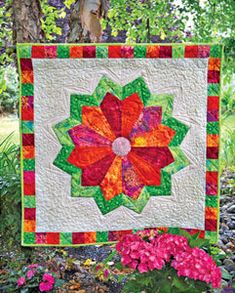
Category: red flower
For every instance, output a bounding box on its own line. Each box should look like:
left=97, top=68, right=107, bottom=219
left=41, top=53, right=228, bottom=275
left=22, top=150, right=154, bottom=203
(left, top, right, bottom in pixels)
left=68, top=92, right=175, bottom=200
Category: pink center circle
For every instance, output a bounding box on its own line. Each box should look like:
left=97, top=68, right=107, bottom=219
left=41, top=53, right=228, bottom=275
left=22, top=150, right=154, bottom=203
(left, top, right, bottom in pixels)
left=112, top=137, right=131, bottom=156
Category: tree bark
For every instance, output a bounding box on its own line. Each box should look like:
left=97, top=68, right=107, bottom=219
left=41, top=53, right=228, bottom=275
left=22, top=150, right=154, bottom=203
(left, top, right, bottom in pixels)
left=67, top=0, right=90, bottom=43
left=12, top=0, right=43, bottom=43
left=67, top=0, right=109, bottom=43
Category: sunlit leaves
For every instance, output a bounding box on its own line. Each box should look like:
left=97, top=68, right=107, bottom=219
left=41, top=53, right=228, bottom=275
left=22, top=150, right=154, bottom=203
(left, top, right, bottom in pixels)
left=40, top=0, right=63, bottom=40
left=105, top=0, right=186, bottom=43
left=64, top=0, right=76, bottom=9
left=0, top=133, right=21, bottom=247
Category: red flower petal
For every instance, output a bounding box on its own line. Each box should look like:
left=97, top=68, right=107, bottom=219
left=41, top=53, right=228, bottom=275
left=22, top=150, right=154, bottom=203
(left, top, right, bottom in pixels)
left=82, top=106, right=116, bottom=141
left=131, top=147, right=174, bottom=169
left=67, top=146, right=112, bottom=168
left=121, top=93, right=144, bottom=137
left=100, top=93, right=122, bottom=137
left=82, top=153, right=116, bottom=186
left=100, top=156, right=123, bottom=200
left=68, top=125, right=112, bottom=147
left=128, top=152, right=161, bottom=185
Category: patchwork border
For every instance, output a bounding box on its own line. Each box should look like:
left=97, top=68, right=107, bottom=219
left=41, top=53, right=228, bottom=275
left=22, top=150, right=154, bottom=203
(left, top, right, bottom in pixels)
left=17, top=43, right=223, bottom=246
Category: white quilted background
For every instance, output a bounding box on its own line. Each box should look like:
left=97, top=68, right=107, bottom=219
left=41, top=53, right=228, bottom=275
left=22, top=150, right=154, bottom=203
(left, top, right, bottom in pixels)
left=33, top=58, right=208, bottom=232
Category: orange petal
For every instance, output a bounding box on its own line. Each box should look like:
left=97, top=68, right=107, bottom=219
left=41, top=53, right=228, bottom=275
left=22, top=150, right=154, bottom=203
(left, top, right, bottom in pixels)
left=67, top=146, right=112, bottom=168
left=100, top=93, right=122, bottom=137
left=100, top=156, right=122, bottom=200
left=128, top=152, right=161, bottom=185
left=131, top=124, right=175, bottom=147
left=82, top=106, right=116, bottom=141
left=122, top=93, right=144, bottom=137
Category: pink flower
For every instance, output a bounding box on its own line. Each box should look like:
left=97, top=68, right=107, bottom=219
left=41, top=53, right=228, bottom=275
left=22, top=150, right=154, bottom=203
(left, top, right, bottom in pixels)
left=117, top=233, right=165, bottom=274
left=138, top=263, right=148, bottom=273
left=128, top=260, right=138, bottom=269
left=171, top=247, right=221, bottom=288
left=26, top=269, right=35, bottom=280
left=104, top=269, right=109, bottom=278
left=42, top=273, right=54, bottom=285
left=151, top=233, right=189, bottom=262
left=95, top=265, right=102, bottom=271
left=17, top=276, right=26, bottom=287
left=39, top=281, right=54, bottom=292
left=116, top=230, right=221, bottom=288
left=39, top=274, right=55, bottom=292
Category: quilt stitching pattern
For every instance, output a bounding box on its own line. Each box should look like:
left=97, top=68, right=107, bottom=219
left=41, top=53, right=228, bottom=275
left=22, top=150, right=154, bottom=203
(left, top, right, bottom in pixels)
left=18, top=44, right=222, bottom=245
left=53, top=77, right=189, bottom=214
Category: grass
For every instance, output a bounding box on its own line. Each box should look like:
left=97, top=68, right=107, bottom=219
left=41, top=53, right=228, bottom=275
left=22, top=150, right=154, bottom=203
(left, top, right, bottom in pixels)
left=0, top=115, right=19, bottom=144
left=221, top=114, right=235, bottom=170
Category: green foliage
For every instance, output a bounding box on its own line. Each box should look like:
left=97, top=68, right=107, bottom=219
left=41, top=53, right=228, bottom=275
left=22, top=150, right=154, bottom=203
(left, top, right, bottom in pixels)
left=0, top=66, right=19, bottom=114
left=123, top=266, right=209, bottom=293
left=0, top=264, right=65, bottom=292
left=181, top=0, right=235, bottom=70
left=64, top=0, right=76, bottom=9
left=0, top=132, right=21, bottom=247
left=0, top=0, right=14, bottom=66
left=221, top=115, right=235, bottom=169
left=40, top=0, right=63, bottom=41
left=105, top=0, right=187, bottom=43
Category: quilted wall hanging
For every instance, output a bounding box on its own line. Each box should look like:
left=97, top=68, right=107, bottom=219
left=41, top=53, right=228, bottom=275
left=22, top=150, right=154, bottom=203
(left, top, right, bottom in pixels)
left=17, top=44, right=222, bottom=246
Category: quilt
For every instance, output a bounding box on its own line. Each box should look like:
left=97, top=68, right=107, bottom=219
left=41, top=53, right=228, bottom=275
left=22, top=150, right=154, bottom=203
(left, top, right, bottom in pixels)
left=17, top=44, right=222, bottom=246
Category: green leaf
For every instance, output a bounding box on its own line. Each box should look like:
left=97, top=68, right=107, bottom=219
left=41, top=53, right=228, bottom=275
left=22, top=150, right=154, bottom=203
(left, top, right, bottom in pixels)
left=59, top=11, right=66, bottom=18
left=189, top=238, right=210, bottom=248
left=103, top=250, right=117, bottom=265
left=115, top=262, right=123, bottom=270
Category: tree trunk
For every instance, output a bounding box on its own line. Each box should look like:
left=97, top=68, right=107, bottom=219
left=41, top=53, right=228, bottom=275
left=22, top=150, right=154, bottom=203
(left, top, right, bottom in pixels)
left=12, top=0, right=43, bottom=43
left=68, top=0, right=90, bottom=43
left=67, top=0, right=109, bottom=43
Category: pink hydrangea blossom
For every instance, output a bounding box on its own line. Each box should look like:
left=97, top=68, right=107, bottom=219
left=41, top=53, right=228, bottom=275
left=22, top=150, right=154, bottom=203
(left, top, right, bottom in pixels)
left=39, top=281, right=54, bottom=292
left=26, top=269, right=35, bottom=280
left=42, top=273, right=54, bottom=285
left=151, top=233, right=189, bottom=262
left=116, top=233, right=165, bottom=274
left=17, top=276, right=26, bottom=287
left=116, top=230, right=221, bottom=289
left=171, top=247, right=221, bottom=288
